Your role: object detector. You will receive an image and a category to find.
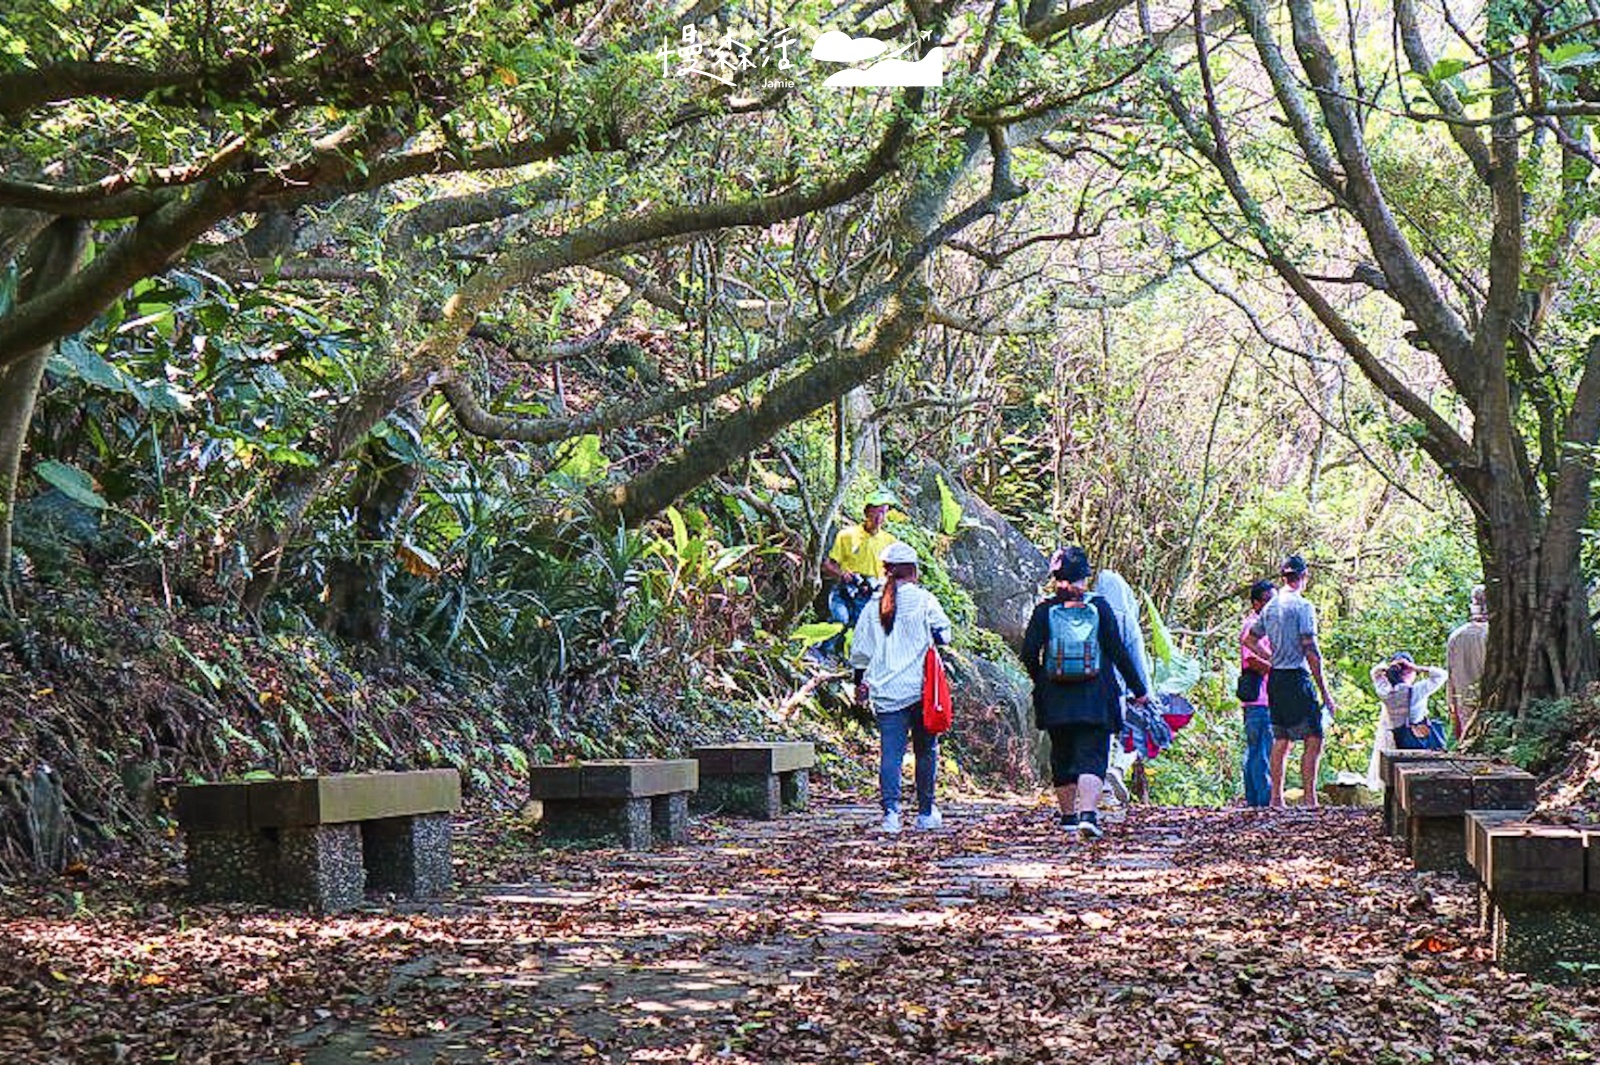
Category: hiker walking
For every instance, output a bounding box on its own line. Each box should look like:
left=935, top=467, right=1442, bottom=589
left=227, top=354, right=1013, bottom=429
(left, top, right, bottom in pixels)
left=820, top=491, right=898, bottom=657
left=1243, top=554, right=1338, bottom=808
left=1445, top=585, right=1488, bottom=743
left=1093, top=569, right=1152, bottom=808
left=1021, top=546, right=1150, bottom=840
left=1372, top=652, right=1448, bottom=751
left=851, top=542, right=952, bottom=835
left=1238, top=579, right=1275, bottom=808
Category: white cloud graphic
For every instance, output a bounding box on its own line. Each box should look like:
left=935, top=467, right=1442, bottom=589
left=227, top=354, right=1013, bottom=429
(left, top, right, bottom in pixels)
left=811, top=29, right=889, bottom=64
left=823, top=48, right=944, bottom=87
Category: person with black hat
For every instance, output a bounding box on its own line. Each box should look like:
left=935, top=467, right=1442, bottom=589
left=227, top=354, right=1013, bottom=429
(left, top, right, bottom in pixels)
left=1021, top=545, right=1150, bottom=840
left=1242, top=554, right=1338, bottom=808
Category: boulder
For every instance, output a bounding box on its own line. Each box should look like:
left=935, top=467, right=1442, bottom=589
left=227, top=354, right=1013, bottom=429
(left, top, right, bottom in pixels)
left=907, top=465, right=1048, bottom=652
left=942, top=647, right=1048, bottom=783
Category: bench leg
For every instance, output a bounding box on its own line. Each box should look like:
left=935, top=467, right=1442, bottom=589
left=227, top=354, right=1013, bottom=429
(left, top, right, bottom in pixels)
left=541, top=797, right=652, bottom=849
left=692, top=773, right=781, bottom=819
left=184, top=829, right=276, bottom=904
left=1407, top=815, right=1469, bottom=874
left=1491, top=894, right=1600, bottom=982
left=363, top=813, right=453, bottom=898
left=781, top=769, right=810, bottom=811
left=651, top=792, right=690, bottom=844
left=275, top=824, right=365, bottom=912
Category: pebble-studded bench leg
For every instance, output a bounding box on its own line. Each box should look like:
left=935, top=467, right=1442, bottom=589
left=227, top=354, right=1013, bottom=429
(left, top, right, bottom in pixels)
left=693, top=774, right=780, bottom=819
left=184, top=829, right=277, bottom=904
left=781, top=768, right=810, bottom=811
left=541, top=797, right=653, bottom=849
left=651, top=792, right=690, bottom=843
left=275, top=824, right=365, bottom=912
left=1491, top=895, right=1600, bottom=982
left=363, top=813, right=453, bottom=898
left=1408, top=816, right=1470, bottom=874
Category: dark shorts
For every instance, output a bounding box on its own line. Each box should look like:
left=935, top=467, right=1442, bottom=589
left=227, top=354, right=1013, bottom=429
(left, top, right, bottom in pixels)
left=1047, top=723, right=1112, bottom=785
left=1267, top=668, right=1322, bottom=741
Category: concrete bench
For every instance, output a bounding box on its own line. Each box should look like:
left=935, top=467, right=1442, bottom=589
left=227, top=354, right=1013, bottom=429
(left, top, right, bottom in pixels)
left=176, top=769, right=460, bottom=912
left=1378, top=750, right=1492, bottom=837
left=1393, top=761, right=1536, bottom=872
left=530, top=759, right=697, bottom=849
left=1466, top=810, right=1600, bottom=982
left=691, top=742, right=815, bottom=819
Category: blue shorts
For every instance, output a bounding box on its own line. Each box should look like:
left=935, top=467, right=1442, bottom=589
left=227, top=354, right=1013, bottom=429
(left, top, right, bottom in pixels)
left=1267, top=669, right=1322, bottom=741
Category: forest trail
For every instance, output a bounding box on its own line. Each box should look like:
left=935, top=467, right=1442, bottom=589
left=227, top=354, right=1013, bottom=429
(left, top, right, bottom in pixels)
left=3, top=798, right=1598, bottom=1063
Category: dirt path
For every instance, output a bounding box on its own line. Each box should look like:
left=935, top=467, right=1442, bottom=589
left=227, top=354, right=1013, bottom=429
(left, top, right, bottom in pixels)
left=2, top=799, right=1597, bottom=1062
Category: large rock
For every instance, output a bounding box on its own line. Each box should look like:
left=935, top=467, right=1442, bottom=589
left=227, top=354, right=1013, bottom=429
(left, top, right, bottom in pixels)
left=942, top=648, right=1047, bottom=784
left=908, top=466, right=1048, bottom=652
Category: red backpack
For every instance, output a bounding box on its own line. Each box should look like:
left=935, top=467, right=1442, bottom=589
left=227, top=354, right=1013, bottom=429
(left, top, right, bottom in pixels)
left=923, top=647, right=952, bottom=734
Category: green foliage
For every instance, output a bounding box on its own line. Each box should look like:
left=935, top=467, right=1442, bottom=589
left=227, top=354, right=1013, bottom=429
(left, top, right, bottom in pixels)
left=936, top=473, right=963, bottom=535
left=884, top=516, right=976, bottom=631
left=33, top=461, right=107, bottom=511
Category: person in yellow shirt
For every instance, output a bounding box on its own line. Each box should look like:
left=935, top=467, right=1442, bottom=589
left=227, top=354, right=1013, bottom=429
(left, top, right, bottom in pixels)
left=819, top=491, right=898, bottom=655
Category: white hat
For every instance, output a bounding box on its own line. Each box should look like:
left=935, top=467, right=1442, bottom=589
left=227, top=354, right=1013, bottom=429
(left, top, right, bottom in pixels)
left=880, top=542, right=918, bottom=566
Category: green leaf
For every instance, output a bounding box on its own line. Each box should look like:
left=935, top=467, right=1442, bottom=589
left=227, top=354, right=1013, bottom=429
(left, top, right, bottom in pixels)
left=936, top=473, right=963, bottom=535
left=667, top=505, right=690, bottom=555
left=1142, top=589, right=1175, bottom=663
left=51, top=338, right=126, bottom=392
left=1427, top=57, right=1470, bottom=83
left=552, top=433, right=610, bottom=483
left=34, top=460, right=108, bottom=510
left=789, top=622, right=846, bottom=646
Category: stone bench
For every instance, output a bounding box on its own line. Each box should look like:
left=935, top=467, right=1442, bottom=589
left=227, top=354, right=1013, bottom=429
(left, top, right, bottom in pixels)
left=1394, top=761, right=1536, bottom=872
left=1466, top=810, right=1600, bottom=981
left=690, top=742, right=815, bottom=819
left=529, top=759, right=697, bottom=849
left=176, top=769, right=460, bottom=912
left=1378, top=750, right=1491, bottom=837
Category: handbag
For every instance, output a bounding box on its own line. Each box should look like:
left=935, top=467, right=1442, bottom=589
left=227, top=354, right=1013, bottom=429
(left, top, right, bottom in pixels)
left=922, top=647, right=953, bottom=734
left=1422, top=719, right=1447, bottom=751
left=1235, top=668, right=1263, bottom=703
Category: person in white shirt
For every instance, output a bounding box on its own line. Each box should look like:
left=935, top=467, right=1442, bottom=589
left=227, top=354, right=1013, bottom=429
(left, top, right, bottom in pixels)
left=1445, top=586, right=1488, bottom=743
left=850, top=542, right=952, bottom=834
left=1371, top=651, right=1448, bottom=750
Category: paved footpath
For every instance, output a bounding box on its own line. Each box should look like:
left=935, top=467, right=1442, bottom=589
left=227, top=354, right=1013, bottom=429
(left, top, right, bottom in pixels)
left=4, top=799, right=1597, bottom=1062
left=280, top=800, right=1595, bottom=1064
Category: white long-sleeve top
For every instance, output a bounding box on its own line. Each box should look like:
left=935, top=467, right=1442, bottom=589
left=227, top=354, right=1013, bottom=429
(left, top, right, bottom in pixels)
left=850, top=582, right=953, bottom=712
left=1371, top=664, right=1448, bottom=728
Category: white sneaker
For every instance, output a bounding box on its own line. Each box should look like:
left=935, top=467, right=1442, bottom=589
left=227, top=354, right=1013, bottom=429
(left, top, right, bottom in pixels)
left=914, top=807, right=943, bottom=831
left=879, top=811, right=902, bottom=834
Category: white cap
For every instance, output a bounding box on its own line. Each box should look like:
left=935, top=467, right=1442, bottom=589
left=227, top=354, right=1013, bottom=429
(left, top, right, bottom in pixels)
left=880, top=542, right=918, bottom=566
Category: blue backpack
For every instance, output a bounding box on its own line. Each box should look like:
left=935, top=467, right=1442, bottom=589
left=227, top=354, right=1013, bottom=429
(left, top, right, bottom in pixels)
left=1045, top=597, right=1101, bottom=682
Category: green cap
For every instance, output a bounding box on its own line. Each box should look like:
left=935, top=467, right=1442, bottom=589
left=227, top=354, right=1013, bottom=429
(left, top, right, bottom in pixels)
left=865, top=490, right=896, bottom=509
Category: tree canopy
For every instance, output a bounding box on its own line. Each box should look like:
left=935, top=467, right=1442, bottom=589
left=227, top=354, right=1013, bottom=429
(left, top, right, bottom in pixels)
left=3, top=0, right=1599, bottom=781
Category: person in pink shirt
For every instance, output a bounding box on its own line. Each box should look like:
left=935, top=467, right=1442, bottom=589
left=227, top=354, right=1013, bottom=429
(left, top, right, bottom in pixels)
left=1238, top=580, right=1274, bottom=807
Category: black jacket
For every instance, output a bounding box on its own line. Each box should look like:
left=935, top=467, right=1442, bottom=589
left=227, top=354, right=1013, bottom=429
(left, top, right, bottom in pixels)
left=1022, top=594, right=1148, bottom=730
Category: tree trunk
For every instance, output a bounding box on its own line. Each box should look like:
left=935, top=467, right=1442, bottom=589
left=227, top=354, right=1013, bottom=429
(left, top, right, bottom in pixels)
left=0, top=219, right=88, bottom=603
left=1477, top=491, right=1598, bottom=725
left=321, top=429, right=421, bottom=645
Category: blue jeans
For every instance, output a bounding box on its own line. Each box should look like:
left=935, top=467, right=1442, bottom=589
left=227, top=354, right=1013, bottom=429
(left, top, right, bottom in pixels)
left=877, top=704, right=938, bottom=816
left=822, top=583, right=870, bottom=656
left=1242, top=704, right=1273, bottom=807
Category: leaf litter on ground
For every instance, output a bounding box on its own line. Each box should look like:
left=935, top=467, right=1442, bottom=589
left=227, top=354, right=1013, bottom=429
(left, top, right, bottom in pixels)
left=0, top=795, right=1597, bottom=1063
